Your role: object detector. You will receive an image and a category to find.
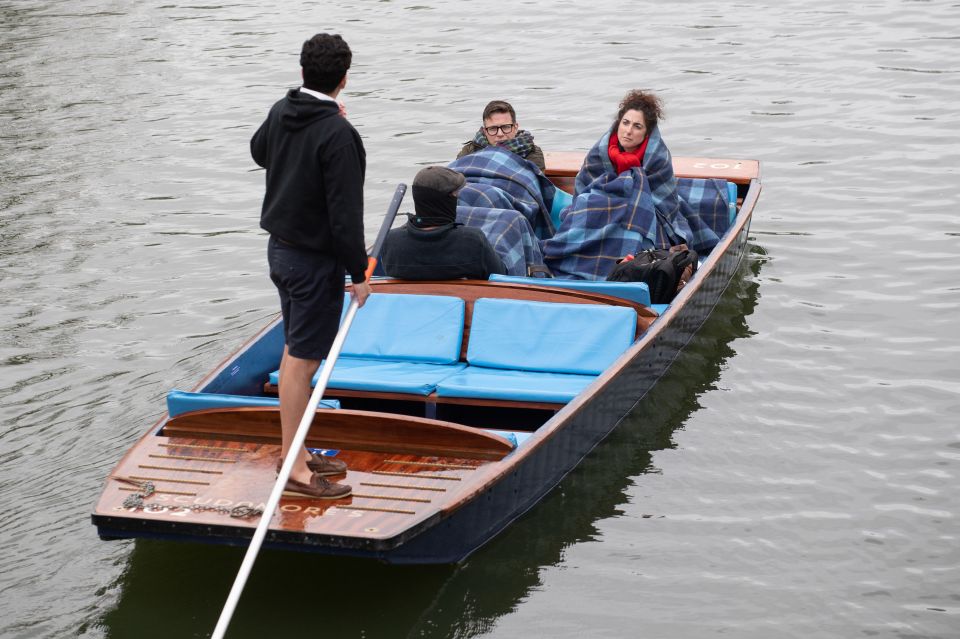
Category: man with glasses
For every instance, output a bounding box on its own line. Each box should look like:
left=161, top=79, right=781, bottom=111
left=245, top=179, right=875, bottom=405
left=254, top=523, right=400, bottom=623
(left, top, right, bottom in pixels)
left=456, top=100, right=545, bottom=170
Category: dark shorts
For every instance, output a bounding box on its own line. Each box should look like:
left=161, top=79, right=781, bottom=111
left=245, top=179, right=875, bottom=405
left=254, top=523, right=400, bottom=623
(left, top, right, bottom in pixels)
left=267, top=236, right=345, bottom=361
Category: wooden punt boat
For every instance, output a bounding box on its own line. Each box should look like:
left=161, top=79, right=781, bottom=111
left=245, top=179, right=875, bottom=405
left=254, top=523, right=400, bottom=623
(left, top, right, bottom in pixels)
left=91, top=153, right=761, bottom=564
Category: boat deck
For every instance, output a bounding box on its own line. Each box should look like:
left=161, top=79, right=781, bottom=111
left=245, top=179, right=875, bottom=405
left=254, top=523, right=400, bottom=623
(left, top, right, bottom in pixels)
left=94, top=410, right=513, bottom=547
left=98, top=435, right=495, bottom=544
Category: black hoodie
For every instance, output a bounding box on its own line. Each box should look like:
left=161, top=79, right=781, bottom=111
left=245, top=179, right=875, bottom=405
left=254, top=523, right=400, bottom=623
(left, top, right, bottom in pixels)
left=251, top=89, right=367, bottom=283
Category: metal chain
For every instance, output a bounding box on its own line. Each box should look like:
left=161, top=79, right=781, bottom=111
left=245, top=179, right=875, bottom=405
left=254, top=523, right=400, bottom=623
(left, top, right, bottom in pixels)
left=115, top=477, right=263, bottom=519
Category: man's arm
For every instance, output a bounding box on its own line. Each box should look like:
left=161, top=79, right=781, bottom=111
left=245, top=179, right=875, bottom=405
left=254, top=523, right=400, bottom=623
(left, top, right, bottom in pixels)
left=323, top=131, right=368, bottom=284
left=527, top=144, right=546, bottom=171
left=250, top=117, right=270, bottom=168
left=478, top=234, right=507, bottom=277
left=456, top=141, right=477, bottom=160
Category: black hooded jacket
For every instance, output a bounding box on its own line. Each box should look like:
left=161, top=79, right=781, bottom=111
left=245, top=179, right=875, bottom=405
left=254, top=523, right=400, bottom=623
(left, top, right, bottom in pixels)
left=251, top=89, right=367, bottom=283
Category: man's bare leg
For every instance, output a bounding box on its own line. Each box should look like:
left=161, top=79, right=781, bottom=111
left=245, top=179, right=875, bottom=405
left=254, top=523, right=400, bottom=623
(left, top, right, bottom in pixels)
left=277, top=345, right=320, bottom=485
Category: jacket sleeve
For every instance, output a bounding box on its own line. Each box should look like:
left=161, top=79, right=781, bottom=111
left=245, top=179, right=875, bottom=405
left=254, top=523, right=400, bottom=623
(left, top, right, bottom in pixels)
left=250, top=117, right=270, bottom=168
left=527, top=144, right=546, bottom=171
left=322, top=131, right=368, bottom=283
left=480, top=235, right=507, bottom=277
left=456, top=142, right=475, bottom=160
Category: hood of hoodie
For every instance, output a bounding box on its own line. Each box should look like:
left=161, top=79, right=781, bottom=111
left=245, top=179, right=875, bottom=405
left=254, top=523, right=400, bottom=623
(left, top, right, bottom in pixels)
left=278, top=88, right=340, bottom=131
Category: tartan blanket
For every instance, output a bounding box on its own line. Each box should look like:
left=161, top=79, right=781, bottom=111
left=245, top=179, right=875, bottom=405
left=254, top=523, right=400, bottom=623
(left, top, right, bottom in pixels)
left=455, top=205, right=544, bottom=276
left=447, top=147, right=555, bottom=275
left=677, top=177, right=734, bottom=240
left=541, top=128, right=724, bottom=280
left=448, top=147, right=557, bottom=239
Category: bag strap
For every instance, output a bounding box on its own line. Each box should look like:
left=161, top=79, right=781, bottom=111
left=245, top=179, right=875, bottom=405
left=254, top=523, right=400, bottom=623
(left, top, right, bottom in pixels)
left=527, top=264, right=554, bottom=278
left=655, top=209, right=685, bottom=247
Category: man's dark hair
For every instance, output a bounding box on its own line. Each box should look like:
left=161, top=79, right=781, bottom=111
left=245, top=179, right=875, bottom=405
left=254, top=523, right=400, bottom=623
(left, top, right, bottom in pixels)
left=482, top=100, right=516, bottom=122
left=300, top=33, right=352, bottom=94
left=614, top=90, right=664, bottom=131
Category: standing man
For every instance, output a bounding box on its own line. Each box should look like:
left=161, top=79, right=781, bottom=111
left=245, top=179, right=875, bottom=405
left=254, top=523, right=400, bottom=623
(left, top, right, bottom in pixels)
left=251, top=33, right=370, bottom=499
left=456, top=100, right=546, bottom=170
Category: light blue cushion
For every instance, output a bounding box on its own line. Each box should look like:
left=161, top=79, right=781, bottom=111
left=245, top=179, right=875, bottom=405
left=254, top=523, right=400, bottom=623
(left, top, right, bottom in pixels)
left=650, top=304, right=670, bottom=315
left=340, top=293, right=464, bottom=364
left=466, top=298, right=636, bottom=375
left=484, top=429, right=520, bottom=448
left=727, top=181, right=738, bottom=224
left=269, top=358, right=466, bottom=396
left=488, top=274, right=651, bottom=306
left=166, top=389, right=339, bottom=418
left=549, top=188, right=574, bottom=231
left=436, top=367, right=596, bottom=403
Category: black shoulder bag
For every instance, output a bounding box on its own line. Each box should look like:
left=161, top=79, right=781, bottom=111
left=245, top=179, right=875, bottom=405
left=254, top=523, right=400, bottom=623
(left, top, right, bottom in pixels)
left=605, top=211, right=698, bottom=304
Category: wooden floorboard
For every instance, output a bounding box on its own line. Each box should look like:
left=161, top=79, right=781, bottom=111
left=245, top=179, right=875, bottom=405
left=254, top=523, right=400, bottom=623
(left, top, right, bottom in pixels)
left=96, top=434, right=494, bottom=542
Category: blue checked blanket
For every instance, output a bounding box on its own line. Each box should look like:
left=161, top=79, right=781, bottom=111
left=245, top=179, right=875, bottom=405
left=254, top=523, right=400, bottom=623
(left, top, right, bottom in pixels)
left=676, top=177, right=734, bottom=240
left=541, top=128, right=725, bottom=280
left=455, top=204, right=544, bottom=276
left=448, top=147, right=556, bottom=275
left=448, top=147, right=558, bottom=239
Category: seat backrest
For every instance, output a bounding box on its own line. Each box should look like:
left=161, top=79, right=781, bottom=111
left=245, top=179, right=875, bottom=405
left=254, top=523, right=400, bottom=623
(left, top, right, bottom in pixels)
left=488, top=274, right=651, bottom=306
left=341, top=293, right=465, bottom=364
left=466, top=298, right=636, bottom=375
left=166, top=390, right=338, bottom=417
left=727, top=181, right=738, bottom=224
left=548, top=188, right=574, bottom=231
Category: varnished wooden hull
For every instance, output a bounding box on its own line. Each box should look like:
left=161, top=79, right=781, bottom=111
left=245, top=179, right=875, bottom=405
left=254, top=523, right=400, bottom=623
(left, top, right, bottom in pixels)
left=91, top=158, right=761, bottom=564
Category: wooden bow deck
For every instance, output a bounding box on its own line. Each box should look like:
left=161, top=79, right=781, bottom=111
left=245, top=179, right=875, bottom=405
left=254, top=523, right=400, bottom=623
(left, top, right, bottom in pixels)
left=97, top=409, right=512, bottom=547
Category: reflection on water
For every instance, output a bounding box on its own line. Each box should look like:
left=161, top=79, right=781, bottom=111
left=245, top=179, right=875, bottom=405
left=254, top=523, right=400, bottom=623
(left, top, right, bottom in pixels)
left=97, top=253, right=763, bottom=639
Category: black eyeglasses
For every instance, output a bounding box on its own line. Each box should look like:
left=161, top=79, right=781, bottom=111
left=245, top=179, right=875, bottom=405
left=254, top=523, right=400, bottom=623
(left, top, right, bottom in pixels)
left=483, top=123, right=516, bottom=135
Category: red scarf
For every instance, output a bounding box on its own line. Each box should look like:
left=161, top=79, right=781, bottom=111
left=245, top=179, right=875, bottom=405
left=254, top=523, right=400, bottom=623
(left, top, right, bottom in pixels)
left=607, top=134, right=649, bottom=175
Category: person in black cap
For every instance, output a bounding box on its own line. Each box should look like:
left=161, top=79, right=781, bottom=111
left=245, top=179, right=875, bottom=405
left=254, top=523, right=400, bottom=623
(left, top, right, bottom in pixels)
left=380, top=166, right=506, bottom=280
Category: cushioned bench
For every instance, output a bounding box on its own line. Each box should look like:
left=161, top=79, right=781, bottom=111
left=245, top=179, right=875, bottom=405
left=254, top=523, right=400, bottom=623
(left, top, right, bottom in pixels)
left=167, top=389, right=339, bottom=417
left=269, top=293, right=466, bottom=396
left=435, top=298, right=637, bottom=404
left=488, top=273, right=651, bottom=306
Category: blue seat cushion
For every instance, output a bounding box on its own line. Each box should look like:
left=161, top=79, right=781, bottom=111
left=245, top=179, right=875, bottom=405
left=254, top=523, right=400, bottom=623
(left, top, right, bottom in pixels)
left=436, top=367, right=596, bottom=404
left=269, top=358, right=466, bottom=396
left=167, top=390, right=339, bottom=418
left=488, top=273, right=651, bottom=306
left=727, top=181, right=738, bottom=224
left=548, top=188, right=573, bottom=231
left=340, top=293, right=464, bottom=364
left=467, top=298, right=636, bottom=375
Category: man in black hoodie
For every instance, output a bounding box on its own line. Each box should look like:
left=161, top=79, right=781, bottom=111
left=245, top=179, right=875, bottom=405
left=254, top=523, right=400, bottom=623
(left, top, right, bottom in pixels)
left=251, top=33, right=368, bottom=500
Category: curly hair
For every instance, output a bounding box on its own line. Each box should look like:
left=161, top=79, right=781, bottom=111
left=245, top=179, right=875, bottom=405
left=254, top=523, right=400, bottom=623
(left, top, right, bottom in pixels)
left=613, top=90, right=664, bottom=131
left=300, top=34, right=352, bottom=94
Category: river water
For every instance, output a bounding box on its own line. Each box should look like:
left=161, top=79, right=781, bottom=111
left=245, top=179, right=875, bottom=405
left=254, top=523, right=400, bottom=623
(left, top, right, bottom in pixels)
left=1, top=1, right=958, bottom=637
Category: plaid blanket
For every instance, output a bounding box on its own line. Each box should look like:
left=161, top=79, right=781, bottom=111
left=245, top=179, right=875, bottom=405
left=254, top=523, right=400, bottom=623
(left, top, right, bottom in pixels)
left=455, top=205, right=544, bottom=276
left=447, top=147, right=555, bottom=275
left=677, top=177, right=734, bottom=240
left=449, top=147, right=557, bottom=238
left=541, top=128, right=723, bottom=280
